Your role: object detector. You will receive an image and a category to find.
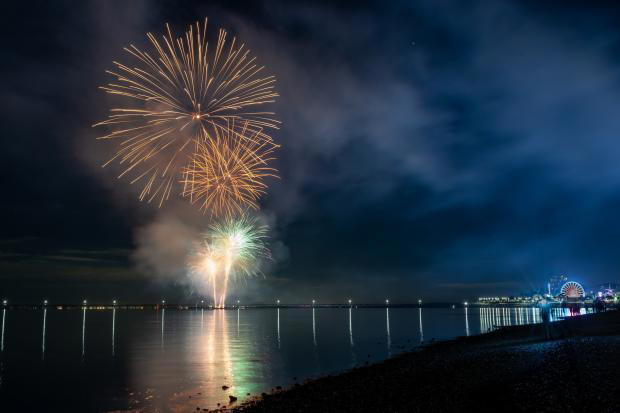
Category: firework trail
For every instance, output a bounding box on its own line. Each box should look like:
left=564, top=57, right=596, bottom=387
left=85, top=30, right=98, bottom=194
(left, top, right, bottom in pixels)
left=188, top=239, right=219, bottom=306
left=93, top=18, right=279, bottom=208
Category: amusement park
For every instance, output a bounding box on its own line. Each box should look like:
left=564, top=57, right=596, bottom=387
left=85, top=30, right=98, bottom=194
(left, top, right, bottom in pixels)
left=478, top=275, right=620, bottom=311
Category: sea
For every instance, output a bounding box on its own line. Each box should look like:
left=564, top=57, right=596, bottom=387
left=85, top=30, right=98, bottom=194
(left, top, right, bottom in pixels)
left=0, top=305, right=586, bottom=412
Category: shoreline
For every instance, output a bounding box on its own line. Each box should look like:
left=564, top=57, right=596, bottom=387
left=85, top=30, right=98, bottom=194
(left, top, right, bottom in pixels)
left=232, top=310, right=620, bottom=412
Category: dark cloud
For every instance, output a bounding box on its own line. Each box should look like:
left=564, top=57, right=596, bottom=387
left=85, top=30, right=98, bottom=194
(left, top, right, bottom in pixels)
left=2, top=0, right=620, bottom=303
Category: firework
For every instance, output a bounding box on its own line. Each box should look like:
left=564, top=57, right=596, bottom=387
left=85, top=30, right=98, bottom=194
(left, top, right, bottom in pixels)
left=182, top=121, right=279, bottom=217
left=211, top=215, right=270, bottom=307
left=189, top=216, right=269, bottom=308
left=188, top=239, right=219, bottom=306
left=93, top=18, right=279, bottom=207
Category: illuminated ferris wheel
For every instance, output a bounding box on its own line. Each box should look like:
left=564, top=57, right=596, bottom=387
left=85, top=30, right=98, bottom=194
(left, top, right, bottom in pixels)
left=560, top=281, right=585, bottom=298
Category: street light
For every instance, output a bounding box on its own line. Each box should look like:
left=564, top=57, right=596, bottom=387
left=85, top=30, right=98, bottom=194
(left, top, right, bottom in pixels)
left=83, top=299, right=87, bottom=306
left=113, top=299, right=117, bottom=306
left=3, top=299, right=7, bottom=306
left=43, top=299, right=48, bottom=306
left=312, top=299, right=316, bottom=306
left=386, top=299, right=390, bottom=305
left=418, top=299, right=422, bottom=306
left=348, top=299, right=352, bottom=307
left=464, top=301, right=469, bottom=306
left=276, top=299, right=280, bottom=306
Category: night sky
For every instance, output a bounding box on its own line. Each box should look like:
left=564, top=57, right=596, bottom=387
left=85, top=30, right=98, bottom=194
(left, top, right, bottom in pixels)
left=3, top=0, right=620, bottom=304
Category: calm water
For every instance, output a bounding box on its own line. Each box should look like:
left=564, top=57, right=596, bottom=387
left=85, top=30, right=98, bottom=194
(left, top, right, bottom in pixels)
left=0, top=306, right=583, bottom=412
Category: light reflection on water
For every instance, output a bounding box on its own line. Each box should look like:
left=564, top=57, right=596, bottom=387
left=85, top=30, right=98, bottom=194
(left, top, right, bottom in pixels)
left=112, top=308, right=116, bottom=357
left=348, top=307, right=354, bottom=347
left=464, top=306, right=470, bottom=336
left=386, top=308, right=391, bottom=357
left=0, top=306, right=592, bottom=411
left=419, top=307, right=424, bottom=343
left=478, top=306, right=593, bottom=333
left=41, top=309, right=47, bottom=359
left=312, top=308, right=317, bottom=347
left=1, top=309, right=5, bottom=351
left=81, top=308, right=85, bottom=358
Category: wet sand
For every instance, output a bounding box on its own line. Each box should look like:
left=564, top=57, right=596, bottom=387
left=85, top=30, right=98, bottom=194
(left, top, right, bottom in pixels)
left=232, top=310, right=620, bottom=412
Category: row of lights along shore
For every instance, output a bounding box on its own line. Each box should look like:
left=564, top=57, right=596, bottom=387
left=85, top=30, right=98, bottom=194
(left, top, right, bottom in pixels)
left=0, top=299, right=120, bottom=306
left=0, top=298, right=471, bottom=307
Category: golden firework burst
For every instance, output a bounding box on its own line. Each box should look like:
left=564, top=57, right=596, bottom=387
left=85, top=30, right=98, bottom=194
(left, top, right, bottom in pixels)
left=93, top=18, right=279, bottom=207
left=182, top=121, right=279, bottom=217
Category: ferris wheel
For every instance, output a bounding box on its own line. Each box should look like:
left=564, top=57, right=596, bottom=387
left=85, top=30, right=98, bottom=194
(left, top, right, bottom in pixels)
left=560, top=281, right=585, bottom=298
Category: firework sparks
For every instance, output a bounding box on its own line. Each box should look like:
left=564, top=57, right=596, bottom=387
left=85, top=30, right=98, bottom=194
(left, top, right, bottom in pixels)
left=211, top=215, right=270, bottom=307
left=188, top=240, right=220, bottom=306
left=189, top=216, right=270, bottom=308
left=182, top=121, right=279, bottom=217
left=93, top=18, right=279, bottom=207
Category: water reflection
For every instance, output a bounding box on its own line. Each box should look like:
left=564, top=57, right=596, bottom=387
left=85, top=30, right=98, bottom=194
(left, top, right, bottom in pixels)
left=1, top=309, right=5, bottom=351
left=128, top=309, right=261, bottom=410
left=212, top=311, right=233, bottom=400
left=348, top=307, right=354, bottom=347
left=81, top=308, right=86, bottom=358
left=549, top=306, right=591, bottom=321
left=312, top=308, right=317, bottom=347
left=418, top=308, right=423, bottom=343
left=42, top=308, right=47, bottom=358
left=161, top=309, right=165, bottom=349
left=464, top=307, right=469, bottom=337
left=478, top=306, right=562, bottom=333
left=386, top=308, right=391, bottom=356
left=112, top=308, right=116, bottom=356
left=276, top=308, right=281, bottom=348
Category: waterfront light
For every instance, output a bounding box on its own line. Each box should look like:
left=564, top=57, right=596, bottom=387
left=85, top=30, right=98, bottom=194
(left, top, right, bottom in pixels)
left=386, top=299, right=390, bottom=305
left=276, top=299, right=280, bottom=306
left=464, top=301, right=468, bottom=306
left=43, top=299, right=48, bottom=306
left=348, top=299, right=352, bottom=306
left=113, top=299, right=117, bottom=305
left=2, top=299, right=7, bottom=306
left=312, top=299, right=316, bottom=306
left=83, top=299, right=87, bottom=305
left=418, top=299, right=422, bottom=305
